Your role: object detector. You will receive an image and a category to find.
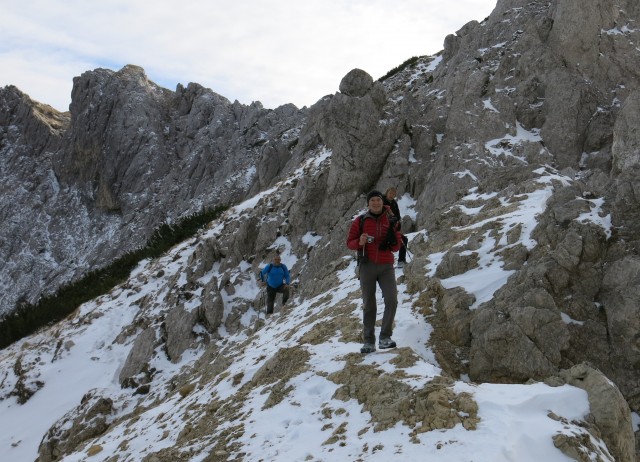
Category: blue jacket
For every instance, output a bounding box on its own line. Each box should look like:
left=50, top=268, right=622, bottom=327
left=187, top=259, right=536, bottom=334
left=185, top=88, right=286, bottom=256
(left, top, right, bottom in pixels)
left=260, top=263, right=290, bottom=289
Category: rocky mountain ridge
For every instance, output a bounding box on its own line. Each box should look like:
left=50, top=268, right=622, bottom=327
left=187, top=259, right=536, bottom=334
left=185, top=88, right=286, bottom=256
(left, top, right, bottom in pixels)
left=0, top=66, right=305, bottom=316
left=1, top=0, right=639, bottom=459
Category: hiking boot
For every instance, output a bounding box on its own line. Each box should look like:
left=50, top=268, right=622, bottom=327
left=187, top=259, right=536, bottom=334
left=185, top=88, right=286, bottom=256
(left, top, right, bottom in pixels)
left=379, top=338, right=396, bottom=349
left=360, top=343, right=376, bottom=354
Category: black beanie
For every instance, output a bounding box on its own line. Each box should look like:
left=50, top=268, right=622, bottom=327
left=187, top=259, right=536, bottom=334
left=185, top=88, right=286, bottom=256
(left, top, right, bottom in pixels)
left=366, top=190, right=384, bottom=202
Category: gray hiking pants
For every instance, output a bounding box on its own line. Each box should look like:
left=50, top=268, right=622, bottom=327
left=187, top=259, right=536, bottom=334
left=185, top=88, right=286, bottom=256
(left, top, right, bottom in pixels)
left=359, top=262, right=397, bottom=344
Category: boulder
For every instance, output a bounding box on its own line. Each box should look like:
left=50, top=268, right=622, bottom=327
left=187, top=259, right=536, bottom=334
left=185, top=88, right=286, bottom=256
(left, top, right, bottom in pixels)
left=558, top=364, right=635, bottom=462
left=119, top=327, right=156, bottom=385
left=38, top=391, right=114, bottom=462
left=339, top=68, right=373, bottom=97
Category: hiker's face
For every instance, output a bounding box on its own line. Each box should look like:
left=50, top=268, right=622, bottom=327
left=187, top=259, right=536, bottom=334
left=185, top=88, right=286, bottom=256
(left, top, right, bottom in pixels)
left=368, top=196, right=384, bottom=214
left=386, top=190, right=396, bottom=200
left=274, top=256, right=281, bottom=265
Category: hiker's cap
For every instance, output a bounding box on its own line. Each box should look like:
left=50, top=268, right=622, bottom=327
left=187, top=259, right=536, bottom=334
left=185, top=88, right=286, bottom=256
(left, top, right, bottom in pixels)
left=367, top=190, right=384, bottom=202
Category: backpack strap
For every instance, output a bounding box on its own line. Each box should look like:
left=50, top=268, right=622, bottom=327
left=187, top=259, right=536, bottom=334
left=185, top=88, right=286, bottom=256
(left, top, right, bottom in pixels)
left=356, top=214, right=367, bottom=261
left=260, top=263, right=272, bottom=282
left=358, top=213, right=367, bottom=234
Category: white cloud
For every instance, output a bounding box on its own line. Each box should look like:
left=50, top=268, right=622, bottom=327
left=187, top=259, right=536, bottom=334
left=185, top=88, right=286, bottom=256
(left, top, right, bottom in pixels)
left=0, top=0, right=496, bottom=111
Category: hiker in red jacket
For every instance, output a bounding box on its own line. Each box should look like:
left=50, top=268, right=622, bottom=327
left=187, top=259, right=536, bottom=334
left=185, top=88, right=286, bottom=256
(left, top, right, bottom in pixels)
left=347, top=190, right=402, bottom=354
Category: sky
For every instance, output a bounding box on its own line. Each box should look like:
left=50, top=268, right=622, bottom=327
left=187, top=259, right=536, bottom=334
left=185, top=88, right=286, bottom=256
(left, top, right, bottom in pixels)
left=0, top=139, right=630, bottom=461
left=0, top=0, right=496, bottom=112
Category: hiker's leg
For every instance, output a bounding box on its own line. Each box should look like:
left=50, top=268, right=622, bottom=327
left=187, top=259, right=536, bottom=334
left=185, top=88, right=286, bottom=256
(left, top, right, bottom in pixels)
left=399, top=235, right=408, bottom=262
left=378, top=264, right=398, bottom=339
left=359, top=262, right=378, bottom=344
left=281, top=285, right=290, bottom=305
left=266, top=286, right=276, bottom=314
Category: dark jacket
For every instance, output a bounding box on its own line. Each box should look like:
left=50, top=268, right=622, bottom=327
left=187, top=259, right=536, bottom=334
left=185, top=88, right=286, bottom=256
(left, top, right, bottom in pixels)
left=383, top=197, right=401, bottom=231
left=346, top=208, right=402, bottom=264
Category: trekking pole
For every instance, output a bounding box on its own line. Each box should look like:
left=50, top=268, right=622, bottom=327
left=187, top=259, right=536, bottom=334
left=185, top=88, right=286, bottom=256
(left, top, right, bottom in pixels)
left=254, top=288, right=267, bottom=331
left=405, top=246, right=413, bottom=262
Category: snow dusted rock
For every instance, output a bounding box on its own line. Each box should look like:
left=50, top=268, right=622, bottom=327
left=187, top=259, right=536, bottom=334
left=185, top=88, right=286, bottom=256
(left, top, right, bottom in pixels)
left=330, top=364, right=479, bottom=434
left=199, top=276, right=224, bottom=332
left=6, top=353, right=45, bottom=405
left=435, top=250, right=479, bottom=279
left=556, top=363, right=635, bottom=462
left=119, top=327, right=156, bottom=386
left=164, top=305, right=199, bottom=363
left=38, top=391, right=114, bottom=462
left=186, top=236, right=224, bottom=284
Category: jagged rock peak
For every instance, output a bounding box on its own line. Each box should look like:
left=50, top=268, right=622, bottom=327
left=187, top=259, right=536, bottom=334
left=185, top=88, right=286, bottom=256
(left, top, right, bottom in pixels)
left=0, top=85, right=70, bottom=133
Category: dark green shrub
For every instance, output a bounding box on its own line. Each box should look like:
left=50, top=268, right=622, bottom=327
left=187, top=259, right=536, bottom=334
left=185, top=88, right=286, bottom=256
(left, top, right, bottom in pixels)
left=378, top=56, right=421, bottom=82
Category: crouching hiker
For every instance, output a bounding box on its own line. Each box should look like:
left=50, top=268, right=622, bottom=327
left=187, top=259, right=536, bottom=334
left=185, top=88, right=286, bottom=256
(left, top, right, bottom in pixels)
left=347, top=190, right=402, bottom=354
left=259, top=254, right=290, bottom=315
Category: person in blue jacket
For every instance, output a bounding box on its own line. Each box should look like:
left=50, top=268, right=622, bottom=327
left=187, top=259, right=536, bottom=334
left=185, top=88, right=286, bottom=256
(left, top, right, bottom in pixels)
left=259, top=254, right=290, bottom=314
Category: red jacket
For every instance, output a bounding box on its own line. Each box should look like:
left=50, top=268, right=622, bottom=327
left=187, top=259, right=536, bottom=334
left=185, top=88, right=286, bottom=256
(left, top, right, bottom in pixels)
left=347, top=208, right=402, bottom=264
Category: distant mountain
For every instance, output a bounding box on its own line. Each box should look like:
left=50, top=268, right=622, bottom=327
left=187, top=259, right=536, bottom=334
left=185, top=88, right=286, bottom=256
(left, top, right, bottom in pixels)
left=1, top=0, right=639, bottom=460
left=0, top=68, right=306, bottom=318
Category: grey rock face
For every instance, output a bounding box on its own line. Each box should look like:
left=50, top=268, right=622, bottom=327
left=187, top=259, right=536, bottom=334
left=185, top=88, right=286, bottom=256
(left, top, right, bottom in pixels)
left=600, top=256, right=640, bottom=409
left=119, top=327, right=156, bottom=385
left=164, top=305, right=199, bottom=363
left=557, top=363, right=635, bottom=462
left=612, top=90, right=640, bottom=174
left=199, top=277, right=224, bottom=332
left=470, top=304, right=570, bottom=382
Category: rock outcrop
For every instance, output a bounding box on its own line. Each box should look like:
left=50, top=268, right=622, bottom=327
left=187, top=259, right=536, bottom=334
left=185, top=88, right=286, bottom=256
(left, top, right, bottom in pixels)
left=556, top=363, right=635, bottom=462
left=38, top=391, right=114, bottom=462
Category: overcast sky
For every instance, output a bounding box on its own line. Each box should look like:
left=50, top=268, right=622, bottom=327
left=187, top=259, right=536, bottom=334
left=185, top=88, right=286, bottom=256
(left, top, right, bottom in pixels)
left=1, top=0, right=496, bottom=112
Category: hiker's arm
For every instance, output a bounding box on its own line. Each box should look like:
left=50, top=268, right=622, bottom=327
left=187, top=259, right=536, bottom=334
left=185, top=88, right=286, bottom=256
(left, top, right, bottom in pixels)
left=347, top=219, right=365, bottom=250
left=391, top=229, right=403, bottom=252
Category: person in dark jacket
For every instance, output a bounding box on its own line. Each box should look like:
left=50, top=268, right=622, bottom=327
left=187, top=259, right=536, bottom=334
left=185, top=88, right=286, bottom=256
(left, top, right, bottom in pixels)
left=347, top=190, right=402, bottom=353
left=384, top=187, right=408, bottom=266
left=259, top=254, right=290, bottom=314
